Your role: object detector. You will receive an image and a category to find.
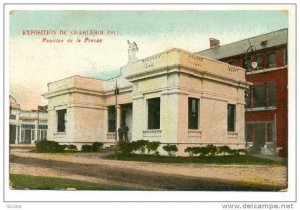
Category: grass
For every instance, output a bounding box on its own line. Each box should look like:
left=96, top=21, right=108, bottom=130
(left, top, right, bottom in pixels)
left=9, top=174, right=139, bottom=190
left=106, top=153, right=284, bottom=165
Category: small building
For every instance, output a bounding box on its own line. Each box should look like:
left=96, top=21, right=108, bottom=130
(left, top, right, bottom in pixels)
left=43, top=48, right=250, bottom=155
left=196, top=28, right=288, bottom=157
left=9, top=95, right=48, bottom=144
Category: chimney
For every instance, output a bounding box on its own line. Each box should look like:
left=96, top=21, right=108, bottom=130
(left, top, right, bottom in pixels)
left=209, top=38, right=220, bottom=48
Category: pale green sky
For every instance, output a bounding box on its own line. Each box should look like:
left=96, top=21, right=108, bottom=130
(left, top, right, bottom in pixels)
left=11, top=10, right=287, bottom=37
left=9, top=10, right=288, bottom=109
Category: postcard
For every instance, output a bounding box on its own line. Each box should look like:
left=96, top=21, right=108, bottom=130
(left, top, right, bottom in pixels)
left=2, top=2, right=297, bottom=210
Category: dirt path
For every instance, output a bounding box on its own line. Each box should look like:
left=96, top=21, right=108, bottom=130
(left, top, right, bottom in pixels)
left=9, top=148, right=287, bottom=191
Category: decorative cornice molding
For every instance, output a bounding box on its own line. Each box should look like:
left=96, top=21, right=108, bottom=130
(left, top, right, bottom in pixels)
left=246, top=65, right=287, bottom=75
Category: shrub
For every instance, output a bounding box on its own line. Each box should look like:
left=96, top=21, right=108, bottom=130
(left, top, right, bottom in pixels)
left=118, top=140, right=160, bottom=156
left=65, top=144, right=78, bottom=151
left=197, top=146, right=209, bottom=157
left=118, top=141, right=134, bottom=155
left=184, top=146, right=206, bottom=156
left=206, top=144, right=218, bottom=156
left=162, top=144, right=178, bottom=156
left=146, top=141, right=160, bottom=155
left=184, top=147, right=201, bottom=156
left=92, top=142, right=103, bottom=152
left=231, top=149, right=248, bottom=156
left=133, top=140, right=149, bottom=154
left=185, top=145, right=245, bottom=157
left=81, top=144, right=93, bottom=152
left=35, top=140, right=65, bottom=153
left=184, top=147, right=193, bottom=156
left=217, top=146, right=231, bottom=155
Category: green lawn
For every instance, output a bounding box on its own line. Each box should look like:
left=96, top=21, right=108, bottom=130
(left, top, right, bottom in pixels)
left=106, top=153, right=284, bottom=165
left=9, top=174, right=139, bottom=190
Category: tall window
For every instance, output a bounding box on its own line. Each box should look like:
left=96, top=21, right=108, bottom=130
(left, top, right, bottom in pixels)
left=246, top=82, right=276, bottom=109
left=255, top=55, right=263, bottom=70
left=188, top=97, right=199, bottom=129
left=227, top=104, right=236, bottom=132
left=21, top=124, right=35, bottom=143
left=108, top=106, right=116, bottom=132
left=267, top=52, right=276, bottom=68
left=253, top=84, right=265, bottom=108
left=148, top=98, right=160, bottom=129
left=246, top=122, right=275, bottom=144
left=38, top=125, right=48, bottom=141
left=283, top=48, right=288, bottom=65
left=243, top=57, right=251, bottom=70
left=57, top=109, right=67, bottom=132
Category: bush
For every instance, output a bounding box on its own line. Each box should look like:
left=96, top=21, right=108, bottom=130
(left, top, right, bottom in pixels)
left=92, top=142, right=103, bottom=152
left=133, top=140, right=149, bottom=154
left=35, top=140, right=65, bottom=153
left=162, top=144, right=178, bottom=156
left=206, top=144, right=218, bottom=156
left=185, top=145, right=248, bottom=157
left=230, top=149, right=248, bottom=156
left=184, top=147, right=194, bottom=156
left=217, top=146, right=231, bottom=155
left=146, top=141, right=160, bottom=155
left=118, top=141, right=134, bottom=155
left=197, top=146, right=210, bottom=157
left=65, top=144, right=78, bottom=151
left=185, top=146, right=211, bottom=157
left=184, top=147, right=202, bottom=156
left=81, top=144, right=93, bottom=152
left=118, top=140, right=161, bottom=156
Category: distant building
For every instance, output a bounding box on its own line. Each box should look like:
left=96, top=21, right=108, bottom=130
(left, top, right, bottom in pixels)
left=43, top=48, right=250, bottom=155
left=9, top=95, right=48, bottom=144
left=196, top=28, right=288, bottom=157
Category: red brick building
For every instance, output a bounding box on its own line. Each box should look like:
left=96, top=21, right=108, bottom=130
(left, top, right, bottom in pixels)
left=196, top=28, right=288, bottom=157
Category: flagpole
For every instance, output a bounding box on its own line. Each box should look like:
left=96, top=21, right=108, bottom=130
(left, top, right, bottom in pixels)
left=115, top=77, right=119, bottom=158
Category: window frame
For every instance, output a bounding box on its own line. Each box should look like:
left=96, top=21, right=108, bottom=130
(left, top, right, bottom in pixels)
left=57, top=109, right=67, bottom=132
left=107, top=105, right=116, bottom=132
left=283, top=48, right=288, bottom=66
left=246, top=82, right=277, bottom=109
left=147, top=97, right=161, bottom=130
left=254, top=54, right=263, bottom=70
left=267, top=52, right=276, bottom=68
left=227, top=104, right=236, bottom=132
left=252, top=83, right=266, bottom=108
left=243, top=56, right=251, bottom=71
left=188, top=97, right=200, bottom=130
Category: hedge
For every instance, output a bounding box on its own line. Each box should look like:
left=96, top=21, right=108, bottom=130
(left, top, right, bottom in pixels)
left=81, top=144, right=93, bottom=152
left=65, top=144, right=78, bottom=151
left=118, top=140, right=161, bottom=155
left=92, top=142, right=103, bottom=152
left=162, top=144, right=178, bottom=156
left=184, top=145, right=248, bottom=157
left=34, top=140, right=65, bottom=153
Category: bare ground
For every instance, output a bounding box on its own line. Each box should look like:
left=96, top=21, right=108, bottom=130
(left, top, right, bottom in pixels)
left=9, top=147, right=287, bottom=191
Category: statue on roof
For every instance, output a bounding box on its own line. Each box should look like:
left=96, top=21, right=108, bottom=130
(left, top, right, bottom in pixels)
left=127, top=40, right=138, bottom=64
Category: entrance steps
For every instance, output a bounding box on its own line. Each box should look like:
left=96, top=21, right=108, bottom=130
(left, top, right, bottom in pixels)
left=260, top=143, right=277, bottom=155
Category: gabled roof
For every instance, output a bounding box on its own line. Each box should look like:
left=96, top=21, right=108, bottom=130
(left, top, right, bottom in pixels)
left=195, top=28, right=287, bottom=60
